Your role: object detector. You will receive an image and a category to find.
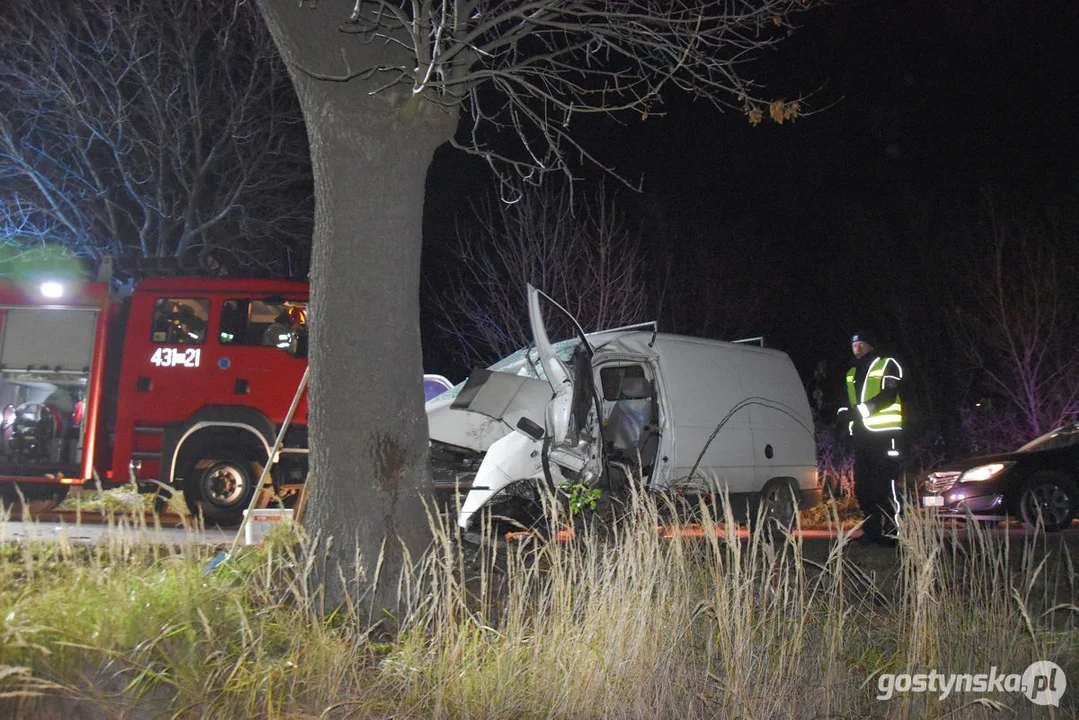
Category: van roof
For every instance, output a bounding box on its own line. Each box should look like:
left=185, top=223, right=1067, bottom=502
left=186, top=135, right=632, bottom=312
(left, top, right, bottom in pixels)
left=594, top=330, right=790, bottom=359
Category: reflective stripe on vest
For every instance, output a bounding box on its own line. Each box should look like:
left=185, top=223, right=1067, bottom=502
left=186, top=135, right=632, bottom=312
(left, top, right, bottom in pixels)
left=846, top=356, right=903, bottom=432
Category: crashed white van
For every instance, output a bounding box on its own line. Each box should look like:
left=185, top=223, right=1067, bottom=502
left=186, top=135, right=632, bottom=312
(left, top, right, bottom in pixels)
left=427, top=285, right=820, bottom=531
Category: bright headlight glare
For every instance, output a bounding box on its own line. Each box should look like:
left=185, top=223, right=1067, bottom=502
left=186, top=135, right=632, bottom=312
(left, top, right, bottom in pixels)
left=40, top=281, right=64, bottom=299
left=959, top=462, right=1012, bottom=482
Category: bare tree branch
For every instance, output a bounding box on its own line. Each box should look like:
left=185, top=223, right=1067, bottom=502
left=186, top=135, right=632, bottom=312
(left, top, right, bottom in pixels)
left=953, top=205, right=1079, bottom=448
left=284, top=0, right=815, bottom=189
left=432, top=178, right=650, bottom=367
left=0, top=0, right=312, bottom=277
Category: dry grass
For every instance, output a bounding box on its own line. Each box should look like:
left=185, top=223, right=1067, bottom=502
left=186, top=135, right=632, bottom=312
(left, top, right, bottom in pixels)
left=54, top=481, right=190, bottom=517
left=0, top=493, right=1076, bottom=719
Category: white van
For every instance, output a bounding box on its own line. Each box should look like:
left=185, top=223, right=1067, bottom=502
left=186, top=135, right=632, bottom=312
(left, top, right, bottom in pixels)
left=426, top=285, right=820, bottom=531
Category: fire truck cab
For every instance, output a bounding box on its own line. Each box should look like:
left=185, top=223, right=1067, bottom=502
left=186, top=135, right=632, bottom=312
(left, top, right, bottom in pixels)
left=0, top=277, right=309, bottom=524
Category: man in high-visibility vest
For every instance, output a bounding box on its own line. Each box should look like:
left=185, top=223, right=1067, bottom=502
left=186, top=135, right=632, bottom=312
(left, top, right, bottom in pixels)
left=837, top=330, right=904, bottom=546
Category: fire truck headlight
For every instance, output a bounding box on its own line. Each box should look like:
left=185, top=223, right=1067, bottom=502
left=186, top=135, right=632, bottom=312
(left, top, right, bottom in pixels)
left=40, top=281, right=64, bottom=299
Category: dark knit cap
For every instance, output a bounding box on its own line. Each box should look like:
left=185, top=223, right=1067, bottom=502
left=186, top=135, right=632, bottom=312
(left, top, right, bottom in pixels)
left=851, top=330, right=875, bottom=347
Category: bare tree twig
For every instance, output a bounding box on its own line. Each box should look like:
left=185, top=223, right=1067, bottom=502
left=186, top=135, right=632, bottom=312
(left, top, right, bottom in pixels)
left=953, top=204, right=1079, bottom=448
left=0, top=0, right=312, bottom=277
left=430, top=178, right=650, bottom=368
left=278, top=0, right=816, bottom=189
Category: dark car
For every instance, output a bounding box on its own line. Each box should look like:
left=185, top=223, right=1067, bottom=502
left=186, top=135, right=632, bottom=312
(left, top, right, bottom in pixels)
left=919, top=424, right=1079, bottom=531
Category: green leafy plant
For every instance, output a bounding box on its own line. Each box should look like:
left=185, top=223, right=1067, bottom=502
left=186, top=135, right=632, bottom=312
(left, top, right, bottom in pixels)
left=559, top=481, right=601, bottom=515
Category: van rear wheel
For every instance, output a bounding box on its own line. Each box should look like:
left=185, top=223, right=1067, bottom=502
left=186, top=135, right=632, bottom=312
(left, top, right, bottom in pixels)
left=184, top=450, right=261, bottom=526
left=751, top=479, right=799, bottom=540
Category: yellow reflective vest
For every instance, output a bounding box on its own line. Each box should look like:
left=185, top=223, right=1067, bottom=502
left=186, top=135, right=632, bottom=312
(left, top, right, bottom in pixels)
left=845, top=356, right=903, bottom=433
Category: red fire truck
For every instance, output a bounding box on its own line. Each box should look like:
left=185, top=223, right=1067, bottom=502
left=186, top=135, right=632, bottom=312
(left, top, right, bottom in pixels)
left=0, top=276, right=310, bottom=524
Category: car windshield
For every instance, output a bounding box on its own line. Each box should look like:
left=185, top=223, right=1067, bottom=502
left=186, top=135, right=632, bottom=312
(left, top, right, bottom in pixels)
left=432, top=338, right=583, bottom=402
left=1017, top=424, right=1079, bottom=453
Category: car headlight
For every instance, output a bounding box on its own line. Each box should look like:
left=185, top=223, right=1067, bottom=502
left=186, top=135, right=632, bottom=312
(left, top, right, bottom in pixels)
left=959, top=462, right=1013, bottom=482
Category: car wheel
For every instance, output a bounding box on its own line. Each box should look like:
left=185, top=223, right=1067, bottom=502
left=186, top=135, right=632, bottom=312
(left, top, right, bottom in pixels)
left=184, top=451, right=262, bottom=526
left=1019, top=471, right=1078, bottom=532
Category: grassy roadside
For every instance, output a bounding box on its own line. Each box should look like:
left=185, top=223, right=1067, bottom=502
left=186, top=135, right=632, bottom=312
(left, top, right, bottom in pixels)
left=1, top=497, right=1076, bottom=719
left=54, top=483, right=189, bottom=517
left=48, top=482, right=864, bottom=528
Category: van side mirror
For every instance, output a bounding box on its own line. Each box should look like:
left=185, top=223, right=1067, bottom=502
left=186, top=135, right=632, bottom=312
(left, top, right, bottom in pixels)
left=516, top=416, right=544, bottom=441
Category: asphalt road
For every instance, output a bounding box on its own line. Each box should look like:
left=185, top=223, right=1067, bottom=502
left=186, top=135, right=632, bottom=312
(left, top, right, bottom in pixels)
left=2, top=509, right=1075, bottom=550
left=1, top=510, right=237, bottom=546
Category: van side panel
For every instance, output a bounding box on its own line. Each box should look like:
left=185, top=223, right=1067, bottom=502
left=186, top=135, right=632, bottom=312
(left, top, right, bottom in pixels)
left=652, top=339, right=757, bottom=493
left=741, top=351, right=818, bottom=491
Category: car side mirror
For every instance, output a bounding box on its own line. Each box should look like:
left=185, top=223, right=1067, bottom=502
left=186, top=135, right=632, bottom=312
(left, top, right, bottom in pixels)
left=516, top=416, right=544, bottom=441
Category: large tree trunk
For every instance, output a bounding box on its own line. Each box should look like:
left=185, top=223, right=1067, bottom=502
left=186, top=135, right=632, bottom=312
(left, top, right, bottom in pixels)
left=258, top=1, right=456, bottom=616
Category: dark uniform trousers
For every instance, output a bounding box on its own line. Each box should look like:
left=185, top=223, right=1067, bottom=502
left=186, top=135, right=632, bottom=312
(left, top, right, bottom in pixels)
left=852, top=433, right=903, bottom=540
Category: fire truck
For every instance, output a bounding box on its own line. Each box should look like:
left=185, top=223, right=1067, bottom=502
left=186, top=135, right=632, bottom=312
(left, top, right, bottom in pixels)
left=0, top=276, right=310, bottom=524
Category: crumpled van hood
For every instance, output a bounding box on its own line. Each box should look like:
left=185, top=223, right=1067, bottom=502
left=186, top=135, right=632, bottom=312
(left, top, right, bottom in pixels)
left=426, top=370, right=551, bottom=453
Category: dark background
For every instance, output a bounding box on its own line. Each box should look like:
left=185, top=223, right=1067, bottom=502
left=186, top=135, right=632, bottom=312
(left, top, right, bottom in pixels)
left=421, top=0, right=1079, bottom=450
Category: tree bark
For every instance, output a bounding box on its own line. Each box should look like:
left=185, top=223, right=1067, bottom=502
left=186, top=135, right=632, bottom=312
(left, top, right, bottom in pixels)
left=258, top=1, right=457, bottom=617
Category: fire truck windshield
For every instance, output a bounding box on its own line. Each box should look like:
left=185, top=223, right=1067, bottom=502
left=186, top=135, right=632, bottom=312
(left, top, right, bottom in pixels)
left=219, top=299, right=307, bottom=358
left=151, top=298, right=209, bottom=344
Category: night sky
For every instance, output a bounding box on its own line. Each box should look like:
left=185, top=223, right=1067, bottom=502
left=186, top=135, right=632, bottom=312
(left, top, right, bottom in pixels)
left=420, top=0, right=1079, bottom=398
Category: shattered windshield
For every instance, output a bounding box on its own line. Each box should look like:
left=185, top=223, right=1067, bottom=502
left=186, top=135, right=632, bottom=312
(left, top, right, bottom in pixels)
left=434, top=338, right=583, bottom=402
left=1017, top=424, right=1079, bottom=453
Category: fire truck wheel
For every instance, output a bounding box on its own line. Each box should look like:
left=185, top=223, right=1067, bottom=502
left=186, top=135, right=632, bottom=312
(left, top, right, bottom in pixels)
left=186, top=451, right=261, bottom=526
left=0, top=487, right=68, bottom=516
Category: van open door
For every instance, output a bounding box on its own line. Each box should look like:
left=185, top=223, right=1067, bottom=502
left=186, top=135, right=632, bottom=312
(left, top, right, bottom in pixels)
left=454, top=286, right=615, bottom=531
left=526, top=284, right=604, bottom=490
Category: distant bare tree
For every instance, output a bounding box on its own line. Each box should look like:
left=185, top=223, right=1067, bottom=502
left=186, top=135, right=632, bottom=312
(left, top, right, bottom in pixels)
left=0, top=195, right=54, bottom=257
left=0, top=0, right=311, bottom=276
left=434, top=180, right=649, bottom=367
left=954, top=208, right=1079, bottom=448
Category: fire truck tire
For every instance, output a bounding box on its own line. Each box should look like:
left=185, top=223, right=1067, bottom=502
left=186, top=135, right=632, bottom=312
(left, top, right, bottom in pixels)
left=0, top=486, right=68, bottom=516
left=185, top=451, right=261, bottom=526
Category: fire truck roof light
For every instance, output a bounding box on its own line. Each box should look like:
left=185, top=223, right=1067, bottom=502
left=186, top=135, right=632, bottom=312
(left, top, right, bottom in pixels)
left=40, top=281, right=64, bottom=299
